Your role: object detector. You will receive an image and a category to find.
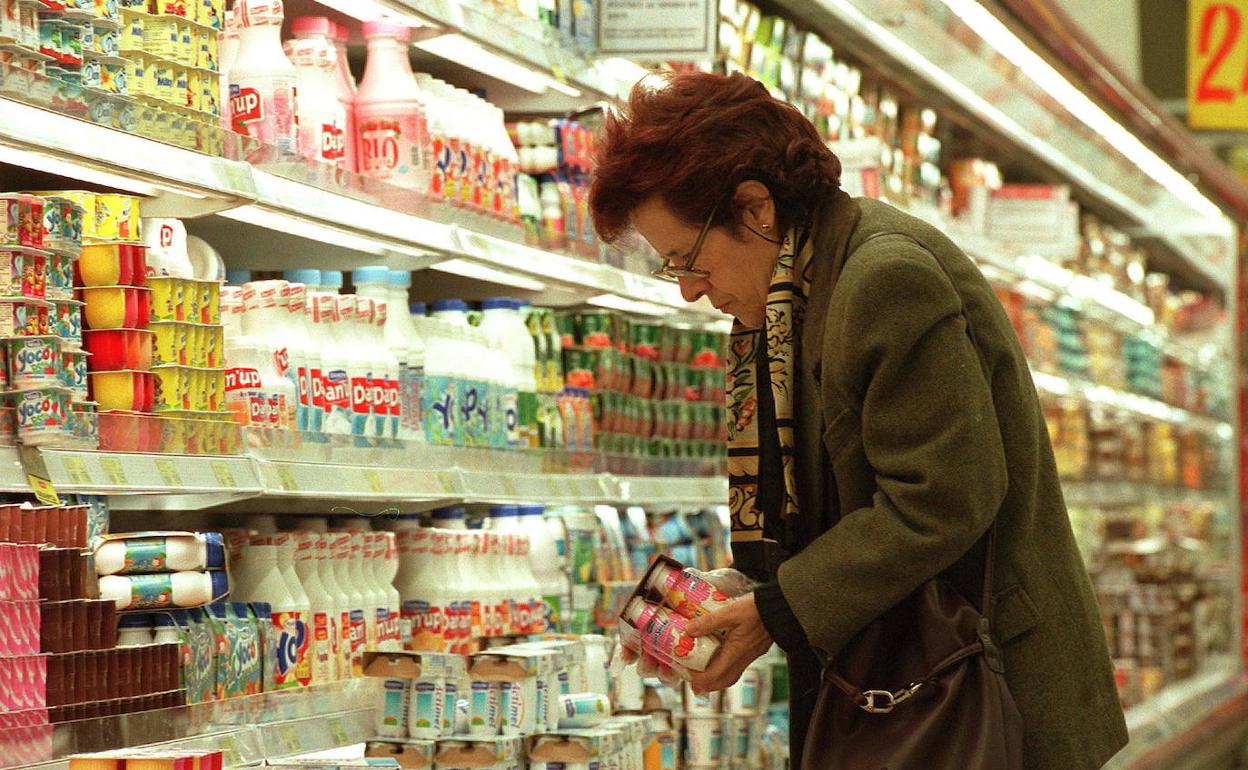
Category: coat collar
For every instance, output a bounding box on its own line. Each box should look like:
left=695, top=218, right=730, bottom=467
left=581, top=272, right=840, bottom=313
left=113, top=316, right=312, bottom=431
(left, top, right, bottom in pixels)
left=800, top=189, right=862, bottom=374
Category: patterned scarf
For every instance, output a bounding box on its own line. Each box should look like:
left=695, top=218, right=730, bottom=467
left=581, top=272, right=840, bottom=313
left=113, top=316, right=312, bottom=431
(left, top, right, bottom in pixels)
left=726, top=227, right=816, bottom=572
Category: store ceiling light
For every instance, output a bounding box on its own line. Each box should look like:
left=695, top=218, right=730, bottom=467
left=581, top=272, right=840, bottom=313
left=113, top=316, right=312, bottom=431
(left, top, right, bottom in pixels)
left=0, top=144, right=208, bottom=199
left=935, top=0, right=1224, bottom=222
left=429, top=257, right=548, bottom=291
left=586, top=293, right=676, bottom=317
left=415, top=34, right=582, bottom=96
left=218, top=205, right=393, bottom=256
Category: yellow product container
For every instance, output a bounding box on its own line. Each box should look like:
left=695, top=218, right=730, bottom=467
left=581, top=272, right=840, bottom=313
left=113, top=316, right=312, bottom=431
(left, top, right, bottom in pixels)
left=172, top=66, right=188, bottom=108
left=79, top=243, right=123, bottom=286
left=199, top=0, right=223, bottom=30
left=144, top=18, right=178, bottom=59
left=186, top=26, right=200, bottom=67
left=179, top=277, right=199, bottom=321
left=124, top=57, right=147, bottom=99
left=180, top=23, right=195, bottom=66
left=197, top=280, right=219, bottom=323
left=160, top=411, right=191, bottom=453
left=152, top=364, right=189, bottom=411
left=204, top=323, right=222, bottom=367
left=92, top=193, right=139, bottom=241
left=149, top=321, right=188, bottom=365
left=120, top=11, right=143, bottom=51
left=200, top=29, right=217, bottom=71
left=56, top=192, right=97, bottom=240
left=146, top=276, right=181, bottom=322
left=101, top=61, right=126, bottom=94
left=208, top=367, right=224, bottom=410
left=184, top=322, right=204, bottom=367
left=154, top=0, right=193, bottom=19
left=186, top=68, right=201, bottom=112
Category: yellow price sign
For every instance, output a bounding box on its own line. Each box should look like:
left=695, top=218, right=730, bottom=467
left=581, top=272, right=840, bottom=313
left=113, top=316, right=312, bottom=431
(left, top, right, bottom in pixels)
left=27, top=475, right=60, bottom=506
left=211, top=460, right=237, bottom=488
left=1189, top=0, right=1248, bottom=128
left=155, top=458, right=182, bottom=487
left=437, top=470, right=457, bottom=494
left=98, top=456, right=128, bottom=486
left=501, top=476, right=518, bottom=497
left=63, top=456, right=91, bottom=486
left=327, top=716, right=352, bottom=747
left=364, top=469, right=385, bottom=494
left=544, top=476, right=562, bottom=497
left=276, top=464, right=299, bottom=492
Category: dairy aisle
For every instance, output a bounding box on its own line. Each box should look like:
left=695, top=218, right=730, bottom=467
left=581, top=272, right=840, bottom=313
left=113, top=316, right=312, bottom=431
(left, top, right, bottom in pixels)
left=0, top=0, right=1244, bottom=769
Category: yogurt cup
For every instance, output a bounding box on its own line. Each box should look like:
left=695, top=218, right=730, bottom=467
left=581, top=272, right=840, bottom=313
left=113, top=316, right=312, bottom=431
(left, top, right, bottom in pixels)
left=60, top=348, right=89, bottom=401
left=50, top=300, right=83, bottom=345
left=92, top=193, right=140, bottom=242
left=84, top=328, right=152, bottom=371
left=0, top=403, right=16, bottom=446
left=7, top=335, right=61, bottom=389
left=46, top=252, right=74, bottom=300
left=80, top=285, right=149, bottom=329
left=13, top=386, right=70, bottom=445
left=89, top=369, right=152, bottom=412
left=149, top=321, right=188, bottom=366
left=684, top=716, right=724, bottom=767
left=0, top=298, right=49, bottom=337
left=0, top=249, right=45, bottom=298
left=68, top=400, right=99, bottom=447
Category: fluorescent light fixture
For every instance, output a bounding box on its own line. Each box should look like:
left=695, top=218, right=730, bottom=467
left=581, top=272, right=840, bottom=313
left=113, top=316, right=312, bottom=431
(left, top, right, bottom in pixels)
left=429, top=257, right=549, bottom=291
left=935, top=0, right=1224, bottom=222
left=586, top=293, right=676, bottom=317
left=309, top=0, right=426, bottom=25
left=598, top=57, right=651, bottom=96
left=1066, top=275, right=1155, bottom=327
left=0, top=144, right=210, bottom=199
left=415, top=34, right=582, bottom=97
left=218, top=205, right=391, bottom=255
left=1020, top=254, right=1073, bottom=289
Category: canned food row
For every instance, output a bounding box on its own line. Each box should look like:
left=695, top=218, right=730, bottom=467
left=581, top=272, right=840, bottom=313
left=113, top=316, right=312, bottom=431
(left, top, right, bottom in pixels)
left=559, top=310, right=727, bottom=366
left=595, top=433, right=726, bottom=460
left=594, top=394, right=725, bottom=442
left=564, top=346, right=725, bottom=402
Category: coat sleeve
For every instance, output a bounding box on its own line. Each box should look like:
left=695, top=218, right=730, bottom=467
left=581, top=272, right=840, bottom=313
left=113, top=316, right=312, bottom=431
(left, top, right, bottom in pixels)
left=776, top=242, right=1008, bottom=660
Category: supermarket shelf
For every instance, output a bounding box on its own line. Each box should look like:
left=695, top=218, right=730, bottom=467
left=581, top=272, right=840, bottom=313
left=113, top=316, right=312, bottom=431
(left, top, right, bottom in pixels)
left=1030, top=370, right=1233, bottom=437
left=1104, top=662, right=1247, bottom=769
left=0, top=97, right=723, bottom=322
left=1061, top=480, right=1227, bottom=508
left=3, top=680, right=376, bottom=770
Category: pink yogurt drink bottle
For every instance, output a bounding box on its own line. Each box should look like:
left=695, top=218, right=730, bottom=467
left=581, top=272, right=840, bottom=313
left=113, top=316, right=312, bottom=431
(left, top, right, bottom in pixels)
left=622, top=597, right=719, bottom=673
left=229, top=0, right=299, bottom=162
left=643, top=560, right=734, bottom=619
left=289, top=16, right=357, bottom=173
left=355, top=22, right=430, bottom=193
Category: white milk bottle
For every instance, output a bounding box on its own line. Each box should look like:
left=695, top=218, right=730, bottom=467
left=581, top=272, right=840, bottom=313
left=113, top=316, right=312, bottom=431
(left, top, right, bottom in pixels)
left=219, top=9, right=240, bottom=132
left=389, top=275, right=424, bottom=441
left=309, top=532, right=345, bottom=679
left=328, top=530, right=365, bottom=675
left=373, top=531, right=403, bottom=650
left=394, top=522, right=431, bottom=650
left=520, top=504, right=566, bottom=632
left=246, top=541, right=307, bottom=690
left=414, top=74, right=449, bottom=200
left=283, top=35, right=347, bottom=167
left=364, top=531, right=397, bottom=650
left=355, top=22, right=428, bottom=191
left=353, top=268, right=403, bottom=438
left=406, top=528, right=452, bottom=652
left=345, top=530, right=382, bottom=652
left=313, top=291, right=353, bottom=435
left=458, top=326, right=489, bottom=448
left=293, top=532, right=334, bottom=684
left=427, top=301, right=471, bottom=444
left=337, top=295, right=374, bottom=440
left=241, top=281, right=296, bottom=429
left=478, top=299, right=523, bottom=447
left=451, top=531, right=478, bottom=654
left=287, top=17, right=353, bottom=168
left=284, top=270, right=323, bottom=434
left=223, top=290, right=268, bottom=428
left=230, top=0, right=298, bottom=160
left=491, top=106, right=520, bottom=222
left=330, top=20, right=359, bottom=173
left=274, top=534, right=313, bottom=673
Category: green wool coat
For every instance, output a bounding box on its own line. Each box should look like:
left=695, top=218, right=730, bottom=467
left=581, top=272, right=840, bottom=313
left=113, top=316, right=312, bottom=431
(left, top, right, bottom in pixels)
left=776, top=192, right=1129, bottom=769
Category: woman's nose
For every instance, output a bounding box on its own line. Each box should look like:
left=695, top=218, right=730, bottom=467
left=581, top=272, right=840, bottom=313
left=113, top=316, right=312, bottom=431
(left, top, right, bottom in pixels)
left=678, top=275, right=710, bottom=303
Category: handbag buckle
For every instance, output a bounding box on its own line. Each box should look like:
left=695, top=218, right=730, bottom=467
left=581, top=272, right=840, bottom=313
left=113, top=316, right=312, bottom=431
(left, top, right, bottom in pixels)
left=857, top=683, right=923, bottom=714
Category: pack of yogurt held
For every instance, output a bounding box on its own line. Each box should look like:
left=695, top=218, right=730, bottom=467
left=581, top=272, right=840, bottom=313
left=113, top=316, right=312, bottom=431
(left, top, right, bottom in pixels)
left=616, top=555, right=731, bottom=678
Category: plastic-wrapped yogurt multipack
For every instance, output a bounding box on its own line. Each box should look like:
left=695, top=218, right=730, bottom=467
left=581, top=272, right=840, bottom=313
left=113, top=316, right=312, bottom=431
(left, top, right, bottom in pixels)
left=617, top=554, right=731, bottom=677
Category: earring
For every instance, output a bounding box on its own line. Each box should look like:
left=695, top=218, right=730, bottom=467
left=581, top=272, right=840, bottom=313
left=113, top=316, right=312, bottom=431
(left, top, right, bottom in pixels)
left=761, top=224, right=771, bottom=231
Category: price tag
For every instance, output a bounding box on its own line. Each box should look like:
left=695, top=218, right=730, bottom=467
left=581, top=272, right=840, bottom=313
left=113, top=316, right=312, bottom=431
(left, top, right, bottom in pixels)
left=63, top=455, right=91, bottom=486
left=501, top=476, right=518, bottom=497
left=276, top=464, right=299, bottom=492
left=437, top=470, right=457, bottom=495
left=98, top=456, right=128, bottom=487
left=544, top=476, right=561, bottom=496
left=27, top=474, right=59, bottom=506
left=211, top=459, right=237, bottom=488
left=277, top=723, right=300, bottom=754
left=1189, top=0, right=1248, bottom=129
left=155, top=458, right=182, bottom=487
left=364, top=469, right=385, bottom=494
left=327, top=716, right=352, bottom=747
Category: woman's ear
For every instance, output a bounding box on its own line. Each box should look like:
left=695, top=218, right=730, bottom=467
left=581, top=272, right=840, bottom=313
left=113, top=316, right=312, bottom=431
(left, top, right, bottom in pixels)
left=733, top=180, right=776, bottom=232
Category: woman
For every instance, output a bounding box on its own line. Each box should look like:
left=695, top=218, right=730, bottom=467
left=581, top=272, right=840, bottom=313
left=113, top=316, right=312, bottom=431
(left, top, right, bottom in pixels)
left=592, top=72, right=1128, bottom=769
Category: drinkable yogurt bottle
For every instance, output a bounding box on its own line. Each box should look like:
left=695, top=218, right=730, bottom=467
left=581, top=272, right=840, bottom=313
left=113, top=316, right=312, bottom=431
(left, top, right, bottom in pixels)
left=288, top=17, right=353, bottom=169
left=240, top=540, right=310, bottom=689
left=283, top=270, right=323, bottom=434
left=424, top=301, right=469, bottom=445
left=283, top=36, right=348, bottom=167
left=292, top=532, right=335, bottom=684
left=353, top=268, right=404, bottom=438
left=229, top=0, right=299, bottom=160
left=373, top=531, right=403, bottom=650
left=404, top=527, right=454, bottom=652
left=355, top=22, right=429, bottom=191
left=327, top=530, right=366, bottom=675
left=241, top=281, right=297, bottom=428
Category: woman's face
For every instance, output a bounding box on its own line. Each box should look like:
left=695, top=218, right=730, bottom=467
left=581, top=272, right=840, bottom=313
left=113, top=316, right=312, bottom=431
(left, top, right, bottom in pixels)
left=632, top=183, right=782, bottom=329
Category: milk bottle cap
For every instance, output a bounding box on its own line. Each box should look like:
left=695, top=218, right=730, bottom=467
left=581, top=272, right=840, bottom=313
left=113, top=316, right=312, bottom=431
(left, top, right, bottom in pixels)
left=387, top=270, right=412, bottom=288
left=362, top=20, right=412, bottom=42
left=227, top=270, right=252, bottom=285
left=290, top=15, right=333, bottom=37
left=489, top=505, right=519, bottom=519
left=332, top=21, right=350, bottom=43
left=323, top=270, right=344, bottom=290
left=284, top=269, right=321, bottom=286
left=352, top=266, right=390, bottom=286
left=118, top=614, right=154, bottom=630
left=481, top=298, right=513, bottom=311
left=518, top=504, right=544, bottom=517
left=410, top=302, right=426, bottom=315
left=431, top=299, right=468, bottom=313
left=431, top=506, right=465, bottom=523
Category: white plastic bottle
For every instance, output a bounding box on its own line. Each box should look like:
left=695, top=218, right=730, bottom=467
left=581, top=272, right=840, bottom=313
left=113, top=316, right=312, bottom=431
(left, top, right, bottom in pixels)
left=355, top=22, right=429, bottom=191
left=519, top=504, right=566, bottom=632
left=404, top=527, right=451, bottom=652
left=354, top=268, right=403, bottom=438
left=229, top=0, right=299, bottom=160
left=292, top=532, right=334, bottom=684
left=415, top=74, right=449, bottom=200
left=425, top=301, right=470, bottom=445
left=394, top=522, right=430, bottom=649
left=329, top=530, right=366, bottom=676
left=245, top=540, right=308, bottom=689
left=373, top=531, right=403, bottom=650
left=218, top=8, right=240, bottom=132
left=479, top=299, right=523, bottom=448
left=288, top=16, right=354, bottom=170
left=313, top=290, right=354, bottom=435
left=241, top=281, right=297, bottom=429
left=309, top=532, right=345, bottom=680
left=385, top=275, right=424, bottom=441
left=341, top=530, right=379, bottom=654
left=335, top=294, right=374, bottom=440
left=283, top=36, right=348, bottom=167
left=459, top=325, right=490, bottom=448
left=286, top=282, right=320, bottom=434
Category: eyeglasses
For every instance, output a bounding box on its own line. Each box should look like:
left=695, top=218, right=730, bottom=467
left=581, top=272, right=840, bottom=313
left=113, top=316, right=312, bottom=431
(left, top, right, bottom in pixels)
left=650, top=199, right=720, bottom=282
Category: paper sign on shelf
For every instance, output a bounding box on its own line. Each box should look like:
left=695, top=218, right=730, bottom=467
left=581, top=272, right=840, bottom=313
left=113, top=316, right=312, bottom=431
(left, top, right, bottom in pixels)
left=1188, top=0, right=1248, bottom=128
left=597, top=0, right=716, bottom=61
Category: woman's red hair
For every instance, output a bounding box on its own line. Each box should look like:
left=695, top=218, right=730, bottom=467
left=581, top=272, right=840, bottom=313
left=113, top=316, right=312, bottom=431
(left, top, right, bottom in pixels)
left=590, top=71, right=841, bottom=242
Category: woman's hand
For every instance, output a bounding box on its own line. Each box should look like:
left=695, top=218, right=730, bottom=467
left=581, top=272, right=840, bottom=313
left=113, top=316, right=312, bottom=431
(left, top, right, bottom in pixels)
left=683, top=592, right=773, bottom=694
